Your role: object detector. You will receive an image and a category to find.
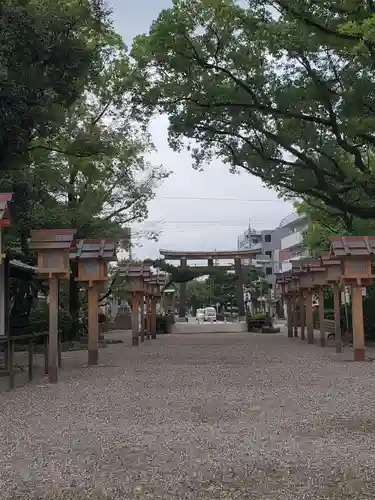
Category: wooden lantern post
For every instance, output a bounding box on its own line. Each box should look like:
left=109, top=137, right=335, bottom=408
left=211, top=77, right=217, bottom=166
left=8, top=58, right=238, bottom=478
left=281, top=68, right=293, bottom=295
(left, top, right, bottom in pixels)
left=139, top=267, right=151, bottom=342
left=304, top=260, right=327, bottom=348
left=144, top=280, right=151, bottom=340
left=329, top=236, right=375, bottom=361
left=119, top=264, right=151, bottom=346
left=149, top=275, right=161, bottom=339
left=291, top=264, right=306, bottom=341
left=0, top=193, right=12, bottom=339
left=276, top=273, right=293, bottom=338
left=72, top=239, right=116, bottom=366
left=294, top=265, right=313, bottom=343
left=320, top=253, right=343, bottom=353
left=29, top=229, right=76, bottom=383
left=283, top=271, right=298, bottom=338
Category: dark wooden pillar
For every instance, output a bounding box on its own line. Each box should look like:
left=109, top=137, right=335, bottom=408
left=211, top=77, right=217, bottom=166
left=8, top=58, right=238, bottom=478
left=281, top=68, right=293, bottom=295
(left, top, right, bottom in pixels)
left=306, top=290, right=314, bottom=345
left=318, top=288, right=325, bottom=347
left=179, top=257, right=187, bottom=318
left=286, top=297, right=293, bottom=338
left=234, top=257, right=245, bottom=318
left=299, top=294, right=306, bottom=341
left=333, top=284, right=342, bottom=353
left=151, top=298, right=157, bottom=339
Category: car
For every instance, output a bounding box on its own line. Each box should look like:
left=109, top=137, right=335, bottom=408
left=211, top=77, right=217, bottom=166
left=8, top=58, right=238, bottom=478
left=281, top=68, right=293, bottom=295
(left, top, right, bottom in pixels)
left=196, top=308, right=205, bottom=322
left=204, top=307, right=217, bottom=322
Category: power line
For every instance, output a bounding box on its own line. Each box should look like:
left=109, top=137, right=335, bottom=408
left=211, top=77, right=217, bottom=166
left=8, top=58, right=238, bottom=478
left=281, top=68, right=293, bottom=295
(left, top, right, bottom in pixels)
left=155, top=196, right=287, bottom=202
left=138, top=220, right=276, bottom=225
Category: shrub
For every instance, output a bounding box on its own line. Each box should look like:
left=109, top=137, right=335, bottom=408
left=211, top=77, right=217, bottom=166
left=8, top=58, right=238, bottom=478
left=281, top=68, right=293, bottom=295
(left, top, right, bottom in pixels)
left=26, top=304, right=73, bottom=342
left=247, top=313, right=273, bottom=332
left=156, top=313, right=174, bottom=333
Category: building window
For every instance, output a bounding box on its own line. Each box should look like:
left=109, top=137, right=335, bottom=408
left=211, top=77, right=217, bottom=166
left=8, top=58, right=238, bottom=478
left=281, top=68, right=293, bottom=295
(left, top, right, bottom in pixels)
left=265, top=250, right=272, bottom=259
left=266, top=267, right=272, bottom=275
left=264, top=234, right=272, bottom=242
left=268, top=284, right=273, bottom=289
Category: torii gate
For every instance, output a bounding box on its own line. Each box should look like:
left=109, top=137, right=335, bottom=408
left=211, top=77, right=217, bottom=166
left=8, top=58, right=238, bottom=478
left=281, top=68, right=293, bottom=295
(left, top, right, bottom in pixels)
left=159, top=249, right=260, bottom=319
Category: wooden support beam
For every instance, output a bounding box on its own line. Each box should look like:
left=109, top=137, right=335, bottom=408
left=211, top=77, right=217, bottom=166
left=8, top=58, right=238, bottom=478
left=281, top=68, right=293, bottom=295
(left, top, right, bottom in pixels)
left=132, top=293, right=139, bottom=346
left=318, top=288, right=325, bottom=347
left=87, top=286, right=99, bottom=365
left=333, top=284, right=342, bottom=353
left=352, top=285, right=365, bottom=361
left=48, top=276, right=59, bottom=383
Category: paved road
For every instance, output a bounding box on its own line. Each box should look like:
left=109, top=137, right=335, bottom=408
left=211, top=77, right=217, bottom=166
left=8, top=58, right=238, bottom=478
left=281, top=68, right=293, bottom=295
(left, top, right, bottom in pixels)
left=1, top=331, right=375, bottom=499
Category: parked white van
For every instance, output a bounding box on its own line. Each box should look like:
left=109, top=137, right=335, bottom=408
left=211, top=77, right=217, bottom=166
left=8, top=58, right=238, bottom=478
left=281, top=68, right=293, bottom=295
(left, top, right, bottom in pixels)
left=204, top=307, right=217, bottom=322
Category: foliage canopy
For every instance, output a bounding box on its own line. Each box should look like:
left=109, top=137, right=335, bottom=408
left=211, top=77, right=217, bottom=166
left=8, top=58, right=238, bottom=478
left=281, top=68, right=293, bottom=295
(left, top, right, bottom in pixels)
left=0, top=0, right=111, bottom=171
left=131, top=0, right=375, bottom=219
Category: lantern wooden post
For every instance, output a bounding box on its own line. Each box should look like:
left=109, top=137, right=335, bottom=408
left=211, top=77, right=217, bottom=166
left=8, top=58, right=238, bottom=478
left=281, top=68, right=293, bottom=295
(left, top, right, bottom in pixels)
left=298, top=294, right=305, bottom=341
left=286, top=297, right=293, bottom=337
left=321, top=254, right=343, bottom=353
left=30, top=229, right=76, bottom=383
left=333, top=285, right=342, bottom=353
left=305, top=291, right=314, bottom=344
left=292, top=295, right=298, bottom=337
left=318, top=288, right=325, bottom=347
left=306, top=260, right=328, bottom=347
left=87, top=286, right=99, bottom=364
left=0, top=193, right=12, bottom=339
left=140, top=292, right=145, bottom=342
left=329, top=236, right=375, bottom=361
left=48, top=275, right=59, bottom=379
left=72, top=239, right=116, bottom=366
left=294, top=259, right=327, bottom=345
left=352, top=285, right=365, bottom=361
left=145, top=292, right=151, bottom=340
left=149, top=276, right=160, bottom=339
left=132, top=293, right=139, bottom=346
left=118, top=264, right=151, bottom=346
left=276, top=273, right=294, bottom=338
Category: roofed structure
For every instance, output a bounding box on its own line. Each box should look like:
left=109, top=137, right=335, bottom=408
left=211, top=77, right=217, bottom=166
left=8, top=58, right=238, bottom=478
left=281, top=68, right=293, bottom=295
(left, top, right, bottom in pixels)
left=159, top=248, right=260, bottom=260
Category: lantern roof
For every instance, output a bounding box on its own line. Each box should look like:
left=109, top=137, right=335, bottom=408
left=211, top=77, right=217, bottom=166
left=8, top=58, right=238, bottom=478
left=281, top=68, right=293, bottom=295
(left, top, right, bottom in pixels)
left=329, top=236, right=375, bottom=258
left=118, top=263, right=151, bottom=278
left=71, top=239, right=116, bottom=261
left=275, top=271, right=292, bottom=284
left=29, top=229, right=76, bottom=250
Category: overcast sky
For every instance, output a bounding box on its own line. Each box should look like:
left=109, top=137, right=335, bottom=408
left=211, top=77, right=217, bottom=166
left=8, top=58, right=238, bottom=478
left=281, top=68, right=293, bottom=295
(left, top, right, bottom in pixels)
left=108, top=0, right=294, bottom=260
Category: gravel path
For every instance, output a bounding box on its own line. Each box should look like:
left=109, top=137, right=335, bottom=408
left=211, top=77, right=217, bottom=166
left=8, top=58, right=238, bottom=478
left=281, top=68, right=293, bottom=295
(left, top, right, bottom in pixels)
left=2, top=331, right=375, bottom=499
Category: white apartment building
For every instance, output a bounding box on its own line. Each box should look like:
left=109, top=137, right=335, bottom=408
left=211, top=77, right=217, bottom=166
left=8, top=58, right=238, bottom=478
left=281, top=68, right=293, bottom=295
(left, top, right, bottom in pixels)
left=278, top=212, right=309, bottom=272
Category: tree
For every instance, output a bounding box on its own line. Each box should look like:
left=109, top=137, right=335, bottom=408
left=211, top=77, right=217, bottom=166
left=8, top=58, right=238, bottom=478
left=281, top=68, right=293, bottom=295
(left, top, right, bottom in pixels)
left=131, top=0, right=375, bottom=220
left=0, top=0, right=112, bottom=171
left=296, top=200, right=375, bottom=254
left=1, top=30, right=169, bottom=338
